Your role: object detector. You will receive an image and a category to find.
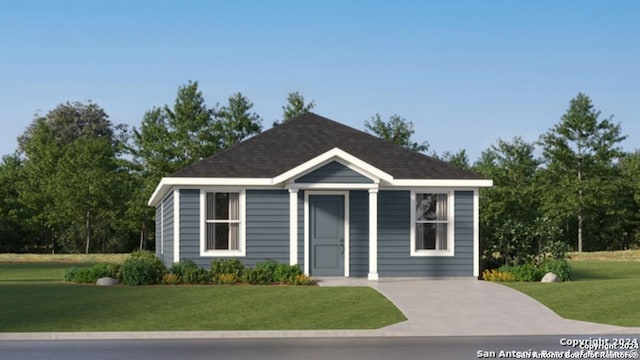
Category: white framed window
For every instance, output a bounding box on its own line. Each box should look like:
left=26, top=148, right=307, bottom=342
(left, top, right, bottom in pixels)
left=410, top=190, right=454, bottom=256
left=200, top=189, right=246, bottom=257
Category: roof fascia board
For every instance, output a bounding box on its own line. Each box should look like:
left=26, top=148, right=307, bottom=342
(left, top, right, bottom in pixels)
left=390, top=179, right=493, bottom=187
left=148, top=177, right=273, bottom=206
left=272, top=147, right=394, bottom=185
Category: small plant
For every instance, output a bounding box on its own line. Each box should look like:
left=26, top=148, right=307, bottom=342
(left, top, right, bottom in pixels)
left=482, top=269, right=516, bottom=282
left=183, top=267, right=211, bottom=284
left=121, top=250, right=166, bottom=286
left=217, top=273, right=239, bottom=285
left=241, top=267, right=270, bottom=285
left=273, top=264, right=303, bottom=284
left=162, top=273, right=181, bottom=285
left=170, top=260, right=199, bottom=278
left=499, top=263, right=544, bottom=282
left=211, top=258, right=244, bottom=280
left=292, top=274, right=313, bottom=285
left=64, top=263, right=120, bottom=284
left=540, top=259, right=571, bottom=281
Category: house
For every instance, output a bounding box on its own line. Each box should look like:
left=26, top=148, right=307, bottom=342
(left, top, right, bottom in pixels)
left=148, top=113, right=492, bottom=280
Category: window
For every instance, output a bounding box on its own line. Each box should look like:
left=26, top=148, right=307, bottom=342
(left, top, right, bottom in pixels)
left=201, top=190, right=245, bottom=256
left=411, top=191, right=454, bottom=256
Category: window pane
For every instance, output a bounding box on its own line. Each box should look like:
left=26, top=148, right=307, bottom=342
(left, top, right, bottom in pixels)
left=206, top=223, right=239, bottom=251
left=215, top=193, right=230, bottom=220
left=206, top=193, right=215, bottom=220
left=416, top=194, right=447, bottom=221
left=416, top=223, right=447, bottom=251
left=228, top=193, right=239, bottom=220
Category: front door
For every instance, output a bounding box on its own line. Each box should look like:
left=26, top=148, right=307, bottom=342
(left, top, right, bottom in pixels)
left=310, top=195, right=345, bottom=276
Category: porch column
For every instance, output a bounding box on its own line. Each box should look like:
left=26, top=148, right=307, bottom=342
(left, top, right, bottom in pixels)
left=289, top=189, right=299, bottom=265
left=368, top=189, right=379, bottom=280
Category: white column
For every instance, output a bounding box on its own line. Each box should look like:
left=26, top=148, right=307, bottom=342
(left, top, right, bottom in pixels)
left=289, top=189, right=299, bottom=265
left=473, top=189, right=480, bottom=278
left=368, top=189, right=379, bottom=280
left=173, top=189, right=180, bottom=264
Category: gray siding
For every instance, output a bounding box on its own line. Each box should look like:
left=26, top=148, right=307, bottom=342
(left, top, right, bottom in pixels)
left=377, top=190, right=474, bottom=277
left=243, top=190, right=289, bottom=267
left=161, top=191, right=174, bottom=268
left=295, top=161, right=373, bottom=184
left=349, top=191, right=369, bottom=277
left=179, top=189, right=205, bottom=267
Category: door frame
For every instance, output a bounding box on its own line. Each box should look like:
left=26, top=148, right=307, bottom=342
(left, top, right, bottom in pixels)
left=304, top=191, right=349, bottom=277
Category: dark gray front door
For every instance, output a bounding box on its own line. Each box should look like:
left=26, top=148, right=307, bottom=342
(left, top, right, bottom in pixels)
left=310, top=195, right=345, bottom=276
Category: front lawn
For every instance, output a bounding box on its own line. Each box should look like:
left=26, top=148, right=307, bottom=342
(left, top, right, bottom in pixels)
left=0, top=263, right=406, bottom=332
left=505, top=260, right=640, bottom=327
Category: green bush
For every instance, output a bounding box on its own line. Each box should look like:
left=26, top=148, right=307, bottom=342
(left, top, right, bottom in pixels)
left=121, top=251, right=166, bottom=286
left=170, top=260, right=199, bottom=278
left=183, top=267, right=211, bottom=284
left=64, top=263, right=121, bottom=284
left=541, top=259, right=571, bottom=281
left=241, top=267, right=270, bottom=285
left=499, top=263, right=545, bottom=282
left=273, top=264, right=303, bottom=284
left=162, top=273, right=181, bottom=285
left=211, top=258, right=244, bottom=279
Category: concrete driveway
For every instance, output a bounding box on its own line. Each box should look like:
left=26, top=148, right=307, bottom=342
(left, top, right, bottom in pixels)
left=318, top=278, right=640, bottom=336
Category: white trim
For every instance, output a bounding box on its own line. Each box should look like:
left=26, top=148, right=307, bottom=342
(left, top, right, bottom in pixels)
left=289, top=189, right=299, bottom=266
left=392, top=179, right=493, bottom=187
left=273, top=148, right=393, bottom=185
left=160, top=202, right=164, bottom=256
left=410, top=190, right=455, bottom=257
left=149, top=178, right=271, bottom=206
left=288, top=183, right=377, bottom=190
left=173, top=189, right=180, bottom=264
left=304, top=191, right=350, bottom=277
left=368, top=189, right=379, bottom=280
left=199, top=189, right=247, bottom=257
left=473, top=189, right=480, bottom=277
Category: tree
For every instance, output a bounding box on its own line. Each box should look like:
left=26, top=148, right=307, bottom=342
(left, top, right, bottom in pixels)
left=473, top=137, right=543, bottom=267
left=17, top=101, right=132, bottom=253
left=539, top=93, right=627, bottom=252
left=0, top=154, right=35, bottom=252
left=273, top=91, right=315, bottom=126
left=364, top=114, right=429, bottom=153
left=435, top=149, right=470, bottom=170
left=216, top=92, right=262, bottom=149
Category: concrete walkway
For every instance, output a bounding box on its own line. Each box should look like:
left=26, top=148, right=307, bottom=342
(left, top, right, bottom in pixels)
left=318, top=277, right=640, bottom=336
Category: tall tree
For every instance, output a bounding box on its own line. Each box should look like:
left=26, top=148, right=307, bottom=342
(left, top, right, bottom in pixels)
left=435, top=149, right=470, bottom=170
left=17, top=101, right=132, bottom=253
left=539, top=93, right=627, bottom=252
left=0, top=154, right=34, bottom=252
left=273, top=91, right=315, bottom=126
left=364, top=114, right=429, bottom=153
left=216, top=92, right=262, bottom=149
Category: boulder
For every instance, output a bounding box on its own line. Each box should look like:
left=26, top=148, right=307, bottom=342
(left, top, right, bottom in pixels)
left=541, top=272, right=559, bottom=283
left=96, top=277, right=119, bottom=286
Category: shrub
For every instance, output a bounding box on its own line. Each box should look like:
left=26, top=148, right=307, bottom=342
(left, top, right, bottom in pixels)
left=241, top=267, right=271, bottom=285
left=170, top=260, right=199, bottom=278
left=211, top=258, right=244, bottom=280
left=121, top=251, right=166, bottom=286
left=481, top=269, right=516, bottom=282
left=218, top=273, right=239, bottom=285
left=540, top=259, right=571, bottom=281
left=499, top=263, right=545, bottom=282
left=183, top=267, right=211, bottom=284
left=64, top=263, right=120, bottom=284
left=162, top=273, right=181, bottom=285
left=273, top=264, right=303, bottom=284
left=292, top=274, right=313, bottom=285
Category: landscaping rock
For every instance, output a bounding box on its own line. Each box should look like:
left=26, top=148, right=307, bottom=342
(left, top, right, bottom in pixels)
left=541, top=272, right=559, bottom=283
left=96, top=277, right=119, bottom=286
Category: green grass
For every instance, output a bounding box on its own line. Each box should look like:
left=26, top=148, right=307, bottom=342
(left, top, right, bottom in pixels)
left=0, top=263, right=406, bottom=332
left=0, top=253, right=129, bottom=264
left=505, top=261, right=640, bottom=327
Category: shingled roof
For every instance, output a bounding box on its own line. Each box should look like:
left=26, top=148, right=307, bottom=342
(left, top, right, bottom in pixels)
left=169, top=113, right=485, bottom=181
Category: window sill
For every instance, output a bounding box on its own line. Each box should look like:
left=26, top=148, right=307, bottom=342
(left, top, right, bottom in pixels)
left=199, top=250, right=246, bottom=257
left=410, top=250, right=455, bottom=257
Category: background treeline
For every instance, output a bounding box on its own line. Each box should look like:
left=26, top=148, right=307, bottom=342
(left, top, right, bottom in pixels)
left=0, top=83, right=638, bottom=262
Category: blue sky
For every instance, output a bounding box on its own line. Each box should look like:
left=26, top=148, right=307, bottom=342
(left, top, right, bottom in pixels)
left=1, top=0, right=638, bottom=161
